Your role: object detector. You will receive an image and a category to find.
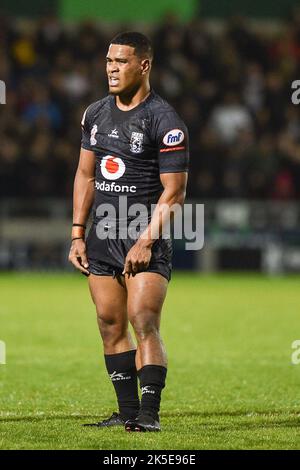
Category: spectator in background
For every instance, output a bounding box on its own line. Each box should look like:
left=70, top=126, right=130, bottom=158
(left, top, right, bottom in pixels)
left=209, top=91, right=253, bottom=144
left=22, top=87, right=62, bottom=130
left=1, top=13, right=300, bottom=201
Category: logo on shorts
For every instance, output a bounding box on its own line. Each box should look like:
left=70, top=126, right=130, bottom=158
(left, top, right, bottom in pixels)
left=101, top=155, right=126, bottom=180
left=163, top=129, right=184, bottom=146
left=130, top=132, right=144, bottom=153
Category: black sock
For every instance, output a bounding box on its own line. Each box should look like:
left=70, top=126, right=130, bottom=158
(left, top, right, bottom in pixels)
left=138, top=365, right=167, bottom=421
left=104, top=350, right=140, bottom=420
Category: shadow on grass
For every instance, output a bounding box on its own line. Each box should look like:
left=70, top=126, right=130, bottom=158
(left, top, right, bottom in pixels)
left=162, top=410, right=300, bottom=430
left=1, top=409, right=299, bottom=431
left=163, top=410, right=300, bottom=418
left=0, top=414, right=100, bottom=424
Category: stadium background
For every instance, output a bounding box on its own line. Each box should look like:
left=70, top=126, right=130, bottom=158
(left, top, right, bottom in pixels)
left=1, top=0, right=300, bottom=451
left=1, top=0, right=300, bottom=273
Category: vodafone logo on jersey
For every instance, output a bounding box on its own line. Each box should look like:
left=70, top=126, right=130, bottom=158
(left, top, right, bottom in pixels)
left=97, top=155, right=136, bottom=193
left=101, top=155, right=125, bottom=180
left=163, top=129, right=185, bottom=146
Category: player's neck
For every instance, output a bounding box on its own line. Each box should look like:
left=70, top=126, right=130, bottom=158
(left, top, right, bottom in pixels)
left=115, top=84, right=151, bottom=111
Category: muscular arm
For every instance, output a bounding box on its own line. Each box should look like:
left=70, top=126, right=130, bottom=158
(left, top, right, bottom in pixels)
left=72, top=148, right=96, bottom=229
left=123, top=172, right=188, bottom=275
left=69, top=148, right=95, bottom=274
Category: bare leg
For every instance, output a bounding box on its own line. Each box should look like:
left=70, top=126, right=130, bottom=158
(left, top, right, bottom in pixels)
left=85, top=274, right=139, bottom=425
left=126, top=272, right=168, bottom=368
left=88, top=274, right=136, bottom=354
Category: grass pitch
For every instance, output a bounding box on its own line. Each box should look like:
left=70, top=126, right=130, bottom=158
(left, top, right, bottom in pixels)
left=0, top=272, right=300, bottom=450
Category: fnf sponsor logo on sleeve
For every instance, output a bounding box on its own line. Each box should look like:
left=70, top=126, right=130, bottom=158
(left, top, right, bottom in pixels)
left=163, top=129, right=185, bottom=146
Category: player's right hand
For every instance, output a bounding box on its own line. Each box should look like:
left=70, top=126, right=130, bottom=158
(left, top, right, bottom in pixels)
left=68, top=239, right=90, bottom=275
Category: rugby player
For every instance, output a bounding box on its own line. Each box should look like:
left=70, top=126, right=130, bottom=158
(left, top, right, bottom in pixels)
left=69, top=32, right=189, bottom=432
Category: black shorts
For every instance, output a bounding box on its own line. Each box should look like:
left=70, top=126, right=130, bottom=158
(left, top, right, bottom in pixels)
left=85, top=220, right=173, bottom=282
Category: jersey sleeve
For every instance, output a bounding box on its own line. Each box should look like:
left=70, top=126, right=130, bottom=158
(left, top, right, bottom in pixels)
left=81, top=105, right=92, bottom=150
left=155, top=110, right=189, bottom=174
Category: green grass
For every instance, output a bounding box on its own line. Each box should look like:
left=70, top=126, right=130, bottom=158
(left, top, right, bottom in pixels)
left=0, top=272, right=300, bottom=450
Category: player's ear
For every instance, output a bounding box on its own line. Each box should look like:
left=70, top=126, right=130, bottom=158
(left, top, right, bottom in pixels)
left=141, top=58, right=150, bottom=75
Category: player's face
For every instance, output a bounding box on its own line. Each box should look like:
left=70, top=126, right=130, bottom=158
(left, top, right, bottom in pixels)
left=106, top=44, right=145, bottom=95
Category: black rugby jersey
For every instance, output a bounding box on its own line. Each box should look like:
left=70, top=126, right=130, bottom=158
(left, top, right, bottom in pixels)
left=81, top=90, right=189, bottom=217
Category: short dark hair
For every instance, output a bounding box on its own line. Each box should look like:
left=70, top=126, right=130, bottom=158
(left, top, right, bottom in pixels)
left=110, top=31, right=153, bottom=60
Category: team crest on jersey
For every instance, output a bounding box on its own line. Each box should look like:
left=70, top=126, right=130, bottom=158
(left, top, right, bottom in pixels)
left=130, top=132, right=144, bottom=154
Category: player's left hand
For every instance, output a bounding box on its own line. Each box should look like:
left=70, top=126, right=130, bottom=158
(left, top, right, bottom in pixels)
left=122, top=240, right=152, bottom=277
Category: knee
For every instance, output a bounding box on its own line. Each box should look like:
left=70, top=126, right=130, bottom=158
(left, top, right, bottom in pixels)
left=129, top=310, right=159, bottom=341
left=97, top=313, right=127, bottom=347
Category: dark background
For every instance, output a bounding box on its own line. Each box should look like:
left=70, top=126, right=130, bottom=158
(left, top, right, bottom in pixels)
left=1, top=0, right=300, bottom=272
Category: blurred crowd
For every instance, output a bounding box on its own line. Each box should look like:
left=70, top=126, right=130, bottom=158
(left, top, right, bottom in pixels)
left=1, top=12, right=300, bottom=200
